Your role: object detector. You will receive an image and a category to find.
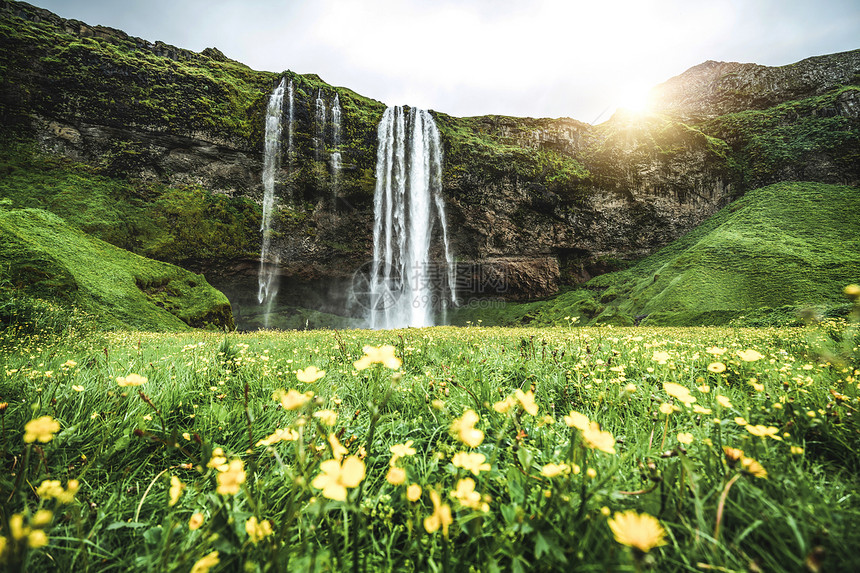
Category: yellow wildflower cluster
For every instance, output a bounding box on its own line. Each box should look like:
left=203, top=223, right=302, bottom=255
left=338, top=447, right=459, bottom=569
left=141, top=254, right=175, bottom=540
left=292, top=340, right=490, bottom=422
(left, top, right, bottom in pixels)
left=23, top=416, right=60, bottom=443
left=116, top=373, right=147, bottom=387
left=451, top=410, right=484, bottom=448
left=493, top=389, right=538, bottom=416
left=211, top=456, right=246, bottom=495
left=245, top=516, right=274, bottom=544
left=723, top=447, right=768, bottom=479
left=36, top=479, right=79, bottom=504
left=354, top=345, right=401, bottom=370
left=6, top=511, right=53, bottom=550
left=564, top=410, right=617, bottom=454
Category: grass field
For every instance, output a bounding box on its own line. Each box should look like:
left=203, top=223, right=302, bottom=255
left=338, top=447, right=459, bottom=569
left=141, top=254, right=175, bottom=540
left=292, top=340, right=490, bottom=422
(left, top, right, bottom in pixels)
left=1, top=295, right=859, bottom=571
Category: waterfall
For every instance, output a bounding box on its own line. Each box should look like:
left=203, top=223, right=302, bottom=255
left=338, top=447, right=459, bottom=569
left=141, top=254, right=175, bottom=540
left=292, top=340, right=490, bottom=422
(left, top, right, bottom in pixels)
left=258, top=78, right=286, bottom=327
left=314, top=88, right=326, bottom=162
left=330, top=93, right=342, bottom=198
left=287, top=79, right=294, bottom=199
left=368, top=106, right=456, bottom=329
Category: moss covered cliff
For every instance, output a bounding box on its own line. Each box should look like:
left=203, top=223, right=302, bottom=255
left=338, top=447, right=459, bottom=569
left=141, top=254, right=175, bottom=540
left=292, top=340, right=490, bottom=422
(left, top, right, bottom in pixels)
left=0, top=206, right=234, bottom=331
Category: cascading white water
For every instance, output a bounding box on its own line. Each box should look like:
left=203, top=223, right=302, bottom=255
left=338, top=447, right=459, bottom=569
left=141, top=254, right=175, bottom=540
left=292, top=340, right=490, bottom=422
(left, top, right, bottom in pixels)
left=287, top=79, right=294, bottom=198
left=258, top=78, right=286, bottom=327
left=330, top=93, right=342, bottom=198
left=314, top=88, right=326, bottom=162
left=369, top=106, right=456, bottom=329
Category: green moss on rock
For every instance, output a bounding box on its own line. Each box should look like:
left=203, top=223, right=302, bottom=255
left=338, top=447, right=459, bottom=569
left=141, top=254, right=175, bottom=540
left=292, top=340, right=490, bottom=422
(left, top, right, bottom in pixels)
left=0, top=207, right=234, bottom=330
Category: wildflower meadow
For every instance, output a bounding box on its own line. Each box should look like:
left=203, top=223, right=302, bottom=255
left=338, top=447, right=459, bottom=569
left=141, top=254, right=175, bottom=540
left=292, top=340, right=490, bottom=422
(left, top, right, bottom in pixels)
left=1, top=289, right=859, bottom=572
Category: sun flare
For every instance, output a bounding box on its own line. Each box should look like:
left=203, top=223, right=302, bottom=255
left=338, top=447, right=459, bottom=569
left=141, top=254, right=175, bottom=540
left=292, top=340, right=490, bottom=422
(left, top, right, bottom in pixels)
left=615, top=83, right=654, bottom=114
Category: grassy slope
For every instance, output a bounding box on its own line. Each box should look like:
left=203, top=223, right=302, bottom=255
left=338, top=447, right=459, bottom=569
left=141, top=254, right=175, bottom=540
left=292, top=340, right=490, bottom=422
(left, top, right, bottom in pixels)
left=453, top=182, right=860, bottom=327
left=0, top=207, right=234, bottom=330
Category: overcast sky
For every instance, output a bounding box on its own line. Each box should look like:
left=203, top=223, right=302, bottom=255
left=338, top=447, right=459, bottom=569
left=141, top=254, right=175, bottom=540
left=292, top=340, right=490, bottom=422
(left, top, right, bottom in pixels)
left=30, top=0, right=860, bottom=123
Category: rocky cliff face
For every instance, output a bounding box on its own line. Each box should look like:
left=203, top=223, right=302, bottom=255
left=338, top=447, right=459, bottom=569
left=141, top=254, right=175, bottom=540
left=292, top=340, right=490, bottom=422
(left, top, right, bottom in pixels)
left=650, top=51, right=860, bottom=121
left=2, top=1, right=858, bottom=324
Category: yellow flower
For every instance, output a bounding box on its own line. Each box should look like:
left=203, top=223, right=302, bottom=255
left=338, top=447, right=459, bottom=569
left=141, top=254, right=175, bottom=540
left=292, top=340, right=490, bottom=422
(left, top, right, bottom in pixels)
left=844, top=284, right=860, bottom=300
left=314, top=409, right=338, bottom=426
left=207, top=447, right=228, bottom=469
left=734, top=417, right=749, bottom=426
left=607, top=510, right=667, bottom=553
left=652, top=351, right=671, bottom=364
left=216, top=460, right=246, bottom=495
left=56, top=479, right=79, bottom=504
left=451, top=410, right=484, bottom=448
left=708, top=362, right=726, bottom=373
left=423, top=490, right=453, bottom=537
left=677, top=432, right=694, bottom=445
left=354, top=345, right=401, bottom=370
left=390, top=440, right=417, bottom=461
left=693, top=405, right=712, bottom=415
left=493, top=395, right=516, bottom=413
left=386, top=466, right=406, bottom=485
left=746, top=425, right=780, bottom=439
left=297, top=366, right=326, bottom=383
left=189, top=512, right=205, bottom=530
left=716, top=395, right=732, bottom=408
left=190, top=550, right=220, bottom=573
left=31, top=509, right=53, bottom=528
left=451, top=478, right=489, bottom=512
left=24, top=415, right=61, bottom=443
left=514, top=389, right=538, bottom=416
left=328, top=433, right=349, bottom=461
left=168, top=475, right=185, bottom=507
left=790, top=446, right=804, bottom=455
left=706, top=346, right=727, bottom=356
left=245, top=516, right=274, bottom=544
left=71, top=385, right=85, bottom=392
left=737, top=349, right=764, bottom=362
left=36, top=479, right=64, bottom=500
left=406, top=483, right=422, bottom=502
left=28, top=529, right=49, bottom=549
left=275, top=388, right=313, bottom=410
left=740, top=456, right=768, bottom=479
left=663, top=382, right=696, bottom=405
left=659, top=403, right=677, bottom=416
left=9, top=514, right=26, bottom=540
left=312, top=455, right=366, bottom=501
left=540, top=463, right=571, bottom=478
left=582, top=424, right=617, bottom=455
left=563, top=410, right=590, bottom=431
left=722, top=446, right=745, bottom=464
left=116, top=374, right=147, bottom=387
left=256, top=428, right=300, bottom=447
left=452, top=451, right=491, bottom=475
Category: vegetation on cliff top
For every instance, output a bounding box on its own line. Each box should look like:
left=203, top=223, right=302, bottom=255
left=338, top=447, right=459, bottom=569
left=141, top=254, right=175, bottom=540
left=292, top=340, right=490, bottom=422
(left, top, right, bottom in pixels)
left=0, top=206, right=234, bottom=331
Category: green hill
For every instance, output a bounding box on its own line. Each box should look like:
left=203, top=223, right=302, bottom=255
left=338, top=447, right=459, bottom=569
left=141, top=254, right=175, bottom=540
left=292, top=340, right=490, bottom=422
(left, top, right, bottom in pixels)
left=0, top=207, right=234, bottom=331
left=452, top=182, right=860, bottom=327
